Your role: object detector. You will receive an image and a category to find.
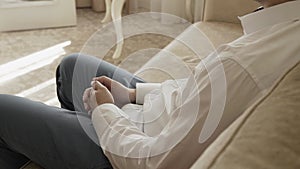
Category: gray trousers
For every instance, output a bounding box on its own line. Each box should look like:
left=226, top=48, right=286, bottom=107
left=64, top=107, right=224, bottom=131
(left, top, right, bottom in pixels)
left=0, top=54, right=144, bottom=169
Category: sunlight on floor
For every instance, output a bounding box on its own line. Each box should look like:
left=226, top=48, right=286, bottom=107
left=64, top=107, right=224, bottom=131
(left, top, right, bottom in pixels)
left=0, top=41, right=71, bottom=107
left=0, top=41, right=70, bottom=82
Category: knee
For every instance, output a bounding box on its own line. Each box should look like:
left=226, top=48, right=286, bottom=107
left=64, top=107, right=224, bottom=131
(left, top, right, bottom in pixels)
left=56, top=53, right=80, bottom=83
left=0, top=94, right=19, bottom=112
left=58, top=53, right=79, bottom=72
left=0, top=94, right=11, bottom=103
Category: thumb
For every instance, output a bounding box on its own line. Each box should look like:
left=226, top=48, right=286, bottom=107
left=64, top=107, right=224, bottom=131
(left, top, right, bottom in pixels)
left=91, top=81, right=104, bottom=90
left=94, top=76, right=112, bottom=90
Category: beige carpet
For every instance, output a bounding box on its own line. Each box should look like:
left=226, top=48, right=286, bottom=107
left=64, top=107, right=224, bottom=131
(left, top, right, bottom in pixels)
left=0, top=8, right=174, bottom=169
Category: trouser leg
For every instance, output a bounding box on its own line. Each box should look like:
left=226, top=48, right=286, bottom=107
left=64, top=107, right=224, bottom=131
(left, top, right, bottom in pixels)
left=55, top=53, right=145, bottom=153
left=56, top=53, right=144, bottom=111
left=0, top=94, right=112, bottom=169
left=0, top=137, right=29, bottom=169
left=0, top=53, right=144, bottom=169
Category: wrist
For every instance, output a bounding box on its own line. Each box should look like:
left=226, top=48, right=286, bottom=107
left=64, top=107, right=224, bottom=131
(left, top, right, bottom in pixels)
left=129, top=89, right=136, bottom=103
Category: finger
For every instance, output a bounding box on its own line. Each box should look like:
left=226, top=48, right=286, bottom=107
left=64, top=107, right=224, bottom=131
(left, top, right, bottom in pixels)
left=92, top=80, right=105, bottom=90
left=82, top=88, right=92, bottom=102
left=94, top=76, right=112, bottom=90
left=84, top=103, right=91, bottom=111
left=93, top=76, right=108, bottom=82
left=83, top=88, right=92, bottom=111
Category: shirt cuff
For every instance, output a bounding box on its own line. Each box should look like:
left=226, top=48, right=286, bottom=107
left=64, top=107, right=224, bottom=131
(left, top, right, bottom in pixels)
left=136, top=83, right=161, bottom=104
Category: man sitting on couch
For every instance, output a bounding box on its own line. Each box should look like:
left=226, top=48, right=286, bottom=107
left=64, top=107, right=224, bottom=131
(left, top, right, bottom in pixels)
left=0, top=0, right=299, bottom=169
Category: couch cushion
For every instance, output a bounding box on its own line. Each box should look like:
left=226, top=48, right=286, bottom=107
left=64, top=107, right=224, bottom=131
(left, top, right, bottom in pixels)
left=191, top=62, right=300, bottom=169
left=137, top=21, right=243, bottom=82
left=203, top=0, right=260, bottom=24
left=195, top=22, right=243, bottom=47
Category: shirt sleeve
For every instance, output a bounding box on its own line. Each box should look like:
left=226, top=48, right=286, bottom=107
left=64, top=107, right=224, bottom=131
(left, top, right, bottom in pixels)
left=91, top=58, right=262, bottom=169
left=136, top=83, right=161, bottom=104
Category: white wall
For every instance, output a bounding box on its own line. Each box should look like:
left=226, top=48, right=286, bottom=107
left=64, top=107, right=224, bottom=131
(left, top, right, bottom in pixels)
left=0, top=0, right=77, bottom=31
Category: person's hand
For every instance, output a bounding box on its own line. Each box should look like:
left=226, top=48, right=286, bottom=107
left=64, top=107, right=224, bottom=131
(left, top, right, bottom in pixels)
left=93, top=76, right=136, bottom=108
left=82, top=80, right=114, bottom=112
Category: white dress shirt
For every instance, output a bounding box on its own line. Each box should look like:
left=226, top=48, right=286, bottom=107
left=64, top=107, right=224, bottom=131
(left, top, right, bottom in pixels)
left=92, top=1, right=300, bottom=169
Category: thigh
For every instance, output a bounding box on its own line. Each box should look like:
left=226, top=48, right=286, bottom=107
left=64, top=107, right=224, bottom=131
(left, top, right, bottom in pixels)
left=0, top=138, right=29, bottom=169
left=0, top=94, right=112, bottom=169
left=57, top=53, right=144, bottom=111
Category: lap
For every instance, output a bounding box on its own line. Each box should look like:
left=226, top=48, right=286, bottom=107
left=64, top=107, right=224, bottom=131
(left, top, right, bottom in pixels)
left=57, top=53, right=144, bottom=111
left=60, top=53, right=144, bottom=88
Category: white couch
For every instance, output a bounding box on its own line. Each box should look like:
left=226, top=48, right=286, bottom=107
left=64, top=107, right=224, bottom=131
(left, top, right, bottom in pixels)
left=137, top=0, right=259, bottom=82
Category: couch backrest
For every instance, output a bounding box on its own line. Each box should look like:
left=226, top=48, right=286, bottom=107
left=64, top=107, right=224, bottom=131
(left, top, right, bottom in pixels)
left=191, top=61, right=300, bottom=169
left=203, top=0, right=260, bottom=23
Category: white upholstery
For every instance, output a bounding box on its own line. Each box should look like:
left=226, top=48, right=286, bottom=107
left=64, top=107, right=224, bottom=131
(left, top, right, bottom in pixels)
left=138, top=0, right=259, bottom=82
left=203, top=0, right=260, bottom=23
